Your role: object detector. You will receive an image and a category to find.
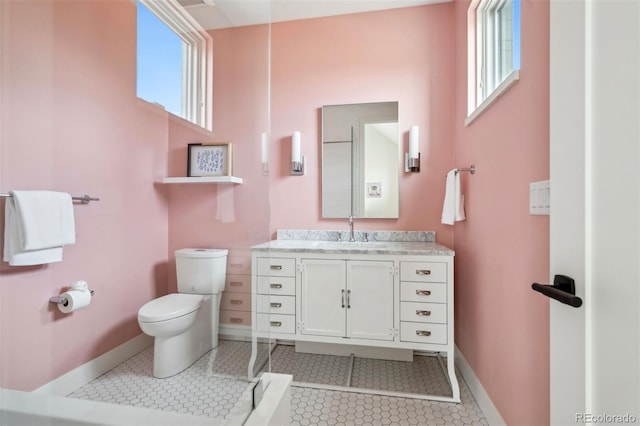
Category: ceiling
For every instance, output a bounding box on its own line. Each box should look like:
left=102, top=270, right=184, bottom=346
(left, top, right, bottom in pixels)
left=177, top=0, right=449, bottom=30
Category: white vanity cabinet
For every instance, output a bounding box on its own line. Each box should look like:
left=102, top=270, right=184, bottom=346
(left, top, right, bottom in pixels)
left=299, top=259, right=394, bottom=341
left=250, top=238, right=460, bottom=402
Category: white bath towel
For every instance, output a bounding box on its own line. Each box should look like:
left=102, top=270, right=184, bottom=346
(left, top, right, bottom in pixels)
left=441, top=170, right=466, bottom=225
left=3, top=190, right=76, bottom=266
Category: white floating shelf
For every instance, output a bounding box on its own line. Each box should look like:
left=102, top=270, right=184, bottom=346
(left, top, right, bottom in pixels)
left=161, top=176, right=243, bottom=184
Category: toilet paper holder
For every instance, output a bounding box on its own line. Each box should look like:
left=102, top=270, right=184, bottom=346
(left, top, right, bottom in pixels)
left=49, top=290, right=95, bottom=306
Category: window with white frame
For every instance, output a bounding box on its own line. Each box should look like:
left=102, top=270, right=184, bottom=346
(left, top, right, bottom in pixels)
left=136, top=0, right=212, bottom=130
left=467, top=0, right=520, bottom=124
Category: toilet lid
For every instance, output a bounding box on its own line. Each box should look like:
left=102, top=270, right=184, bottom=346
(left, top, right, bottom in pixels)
left=138, top=293, right=203, bottom=323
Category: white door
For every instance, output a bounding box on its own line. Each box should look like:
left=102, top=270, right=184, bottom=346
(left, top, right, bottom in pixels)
left=299, top=259, right=346, bottom=337
left=346, top=260, right=394, bottom=341
left=550, top=1, right=639, bottom=424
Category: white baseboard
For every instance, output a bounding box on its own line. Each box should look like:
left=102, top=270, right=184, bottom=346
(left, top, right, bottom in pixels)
left=219, top=324, right=252, bottom=341
left=33, top=334, right=153, bottom=397
left=455, top=345, right=505, bottom=426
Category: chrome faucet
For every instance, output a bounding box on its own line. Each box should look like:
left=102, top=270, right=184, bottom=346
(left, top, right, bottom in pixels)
left=348, top=215, right=356, bottom=242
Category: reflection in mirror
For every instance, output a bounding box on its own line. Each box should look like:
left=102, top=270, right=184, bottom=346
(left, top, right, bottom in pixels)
left=322, top=102, right=399, bottom=219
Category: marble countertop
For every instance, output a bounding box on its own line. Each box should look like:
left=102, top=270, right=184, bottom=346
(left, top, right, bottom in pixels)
left=251, top=239, right=454, bottom=256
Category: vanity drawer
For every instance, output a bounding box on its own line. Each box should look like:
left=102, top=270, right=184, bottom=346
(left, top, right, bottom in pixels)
left=257, top=276, right=296, bottom=296
left=227, top=255, right=252, bottom=275
left=400, top=302, right=447, bottom=324
left=220, top=293, right=251, bottom=311
left=400, top=322, right=447, bottom=345
left=219, top=310, right=252, bottom=326
left=400, top=262, right=447, bottom=283
left=257, top=313, right=296, bottom=334
left=225, top=274, right=252, bottom=293
left=257, top=257, right=296, bottom=277
left=256, top=295, right=295, bottom=315
left=400, top=282, right=447, bottom=304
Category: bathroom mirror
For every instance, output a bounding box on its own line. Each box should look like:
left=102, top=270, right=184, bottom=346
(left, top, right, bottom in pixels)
left=321, top=102, right=399, bottom=219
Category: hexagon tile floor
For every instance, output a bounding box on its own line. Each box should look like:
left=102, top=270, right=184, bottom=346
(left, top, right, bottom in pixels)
left=69, top=340, right=488, bottom=425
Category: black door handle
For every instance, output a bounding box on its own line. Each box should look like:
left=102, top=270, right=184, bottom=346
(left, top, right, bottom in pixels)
left=532, top=274, right=583, bottom=308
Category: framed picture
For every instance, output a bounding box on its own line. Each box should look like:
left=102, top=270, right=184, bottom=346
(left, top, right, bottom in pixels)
left=187, top=143, right=232, bottom=177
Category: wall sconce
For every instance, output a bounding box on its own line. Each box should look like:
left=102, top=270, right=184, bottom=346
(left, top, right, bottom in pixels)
left=291, top=131, right=305, bottom=175
left=404, top=125, right=421, bottom=173
left=261, top=132, right=269, bottom=174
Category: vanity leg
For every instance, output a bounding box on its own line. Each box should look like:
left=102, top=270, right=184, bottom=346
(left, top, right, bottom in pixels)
left=448, top=350, right=461, bottom=402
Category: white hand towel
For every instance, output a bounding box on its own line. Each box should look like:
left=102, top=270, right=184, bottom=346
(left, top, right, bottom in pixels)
left=3, top=190, right=75, bottom=266
left=441, top=170, right=466, bottom=225
left=215, top=184, right=235, bottom=223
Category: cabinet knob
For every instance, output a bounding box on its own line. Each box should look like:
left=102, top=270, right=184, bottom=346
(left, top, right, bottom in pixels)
left=270, top=302, right=282, bottom=308
left=270, top=283, right=283, bottom=289
left=229, top=281, right=243, bottom=287
left=230, top=299, right=243, bottom=305
left=416, top=290, right=431, bottom=296
left=416, top=310, right=431, bottom=316
left=230, top=317, right=243, bottom=324
left=270, top=321, right=282, bottom=327
left=270, top=265, right=283, bottom=270
left=416, top=330, right=431, bottom=337
left=416, top=269, right=432, bottom=275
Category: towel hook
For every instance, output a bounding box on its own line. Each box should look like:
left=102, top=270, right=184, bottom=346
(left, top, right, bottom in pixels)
left=455, top=165, right=476, bottom=175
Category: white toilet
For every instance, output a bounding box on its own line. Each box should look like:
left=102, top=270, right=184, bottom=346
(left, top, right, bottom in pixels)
left=137, top=248, right=228, bottom=378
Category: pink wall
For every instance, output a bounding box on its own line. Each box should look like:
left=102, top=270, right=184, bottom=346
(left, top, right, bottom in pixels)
left=0, top=2, right=552, bottom=422
left=165, top=24, right=271, bottom=291
left=0, top=2, right=271, bottom=389
left=266, top=5, right=551, bottom=423
left=0, top=0, right=172, bottom=390
left=452, top=0, right=550, bottom=424
left=269, top=5, right=456, bottom=247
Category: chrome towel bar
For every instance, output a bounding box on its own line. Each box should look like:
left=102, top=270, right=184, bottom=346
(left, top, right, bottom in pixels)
left=0, top=193, right=99, bottom=204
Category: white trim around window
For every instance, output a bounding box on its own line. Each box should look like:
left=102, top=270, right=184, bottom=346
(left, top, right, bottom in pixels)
left=466, top=0, right=520, bottom=126
left=140, top=0, right=213, bottom=130
left=465, top=69, right=519, bottom=126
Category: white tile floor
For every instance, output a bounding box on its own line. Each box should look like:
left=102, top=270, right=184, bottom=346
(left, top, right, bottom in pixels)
left=289, top=386, right=487, bottom=426
left=69, top=340, right=488, bottom=425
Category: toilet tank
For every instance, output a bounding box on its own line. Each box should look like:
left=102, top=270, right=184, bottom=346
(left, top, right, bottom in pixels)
left=175, top=248, right=228, bottom=294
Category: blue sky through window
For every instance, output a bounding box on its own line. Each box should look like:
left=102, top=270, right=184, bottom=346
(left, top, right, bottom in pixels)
left=136, top=2, right=183, bottom=116
left=513, top=0, right=521, bottom=70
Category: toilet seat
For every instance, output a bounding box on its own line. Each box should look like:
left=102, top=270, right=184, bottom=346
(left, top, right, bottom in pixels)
left=138, top=293, right=203, bottom=323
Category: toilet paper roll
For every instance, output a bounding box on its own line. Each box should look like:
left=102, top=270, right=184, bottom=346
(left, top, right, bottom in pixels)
left=58, top=290, right=92, bottom=314
left=71, top=280, right=88, bottom=291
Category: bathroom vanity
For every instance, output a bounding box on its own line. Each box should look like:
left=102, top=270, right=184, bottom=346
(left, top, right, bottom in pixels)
left=250, top=231, right=460, bottom=402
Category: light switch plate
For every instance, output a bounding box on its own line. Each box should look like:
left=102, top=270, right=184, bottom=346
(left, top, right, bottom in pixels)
left=530, top=180, right=550, bottom=215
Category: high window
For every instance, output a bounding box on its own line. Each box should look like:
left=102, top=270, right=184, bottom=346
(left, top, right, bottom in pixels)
left=467, top=0, right=521, bottom=124
left=136, top=0, right=212, bottom=130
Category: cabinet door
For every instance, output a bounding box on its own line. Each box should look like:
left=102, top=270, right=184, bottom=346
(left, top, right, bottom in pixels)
left=346, top=260, right=394, bottom=341
left=300, top=259, right=346, bottom=337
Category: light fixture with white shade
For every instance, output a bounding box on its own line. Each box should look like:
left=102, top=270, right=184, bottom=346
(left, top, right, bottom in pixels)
left=291, top=131, right=304, bottom=175
left=405, top=125, right=421, bottom=172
